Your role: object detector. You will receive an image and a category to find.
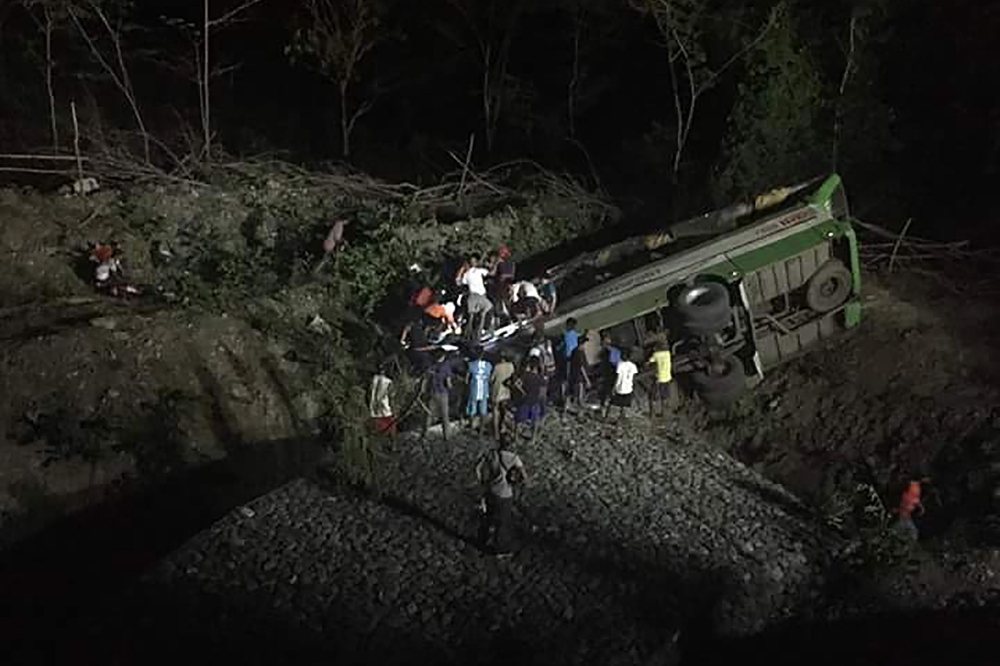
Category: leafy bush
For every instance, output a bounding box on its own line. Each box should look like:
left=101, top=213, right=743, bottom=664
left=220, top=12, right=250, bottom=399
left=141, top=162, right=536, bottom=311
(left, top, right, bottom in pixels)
left=828, top=483, right=920, bottom=577
left=714, top=7, right=827, bottom=201
left=116, top=163, right=611, bottom=487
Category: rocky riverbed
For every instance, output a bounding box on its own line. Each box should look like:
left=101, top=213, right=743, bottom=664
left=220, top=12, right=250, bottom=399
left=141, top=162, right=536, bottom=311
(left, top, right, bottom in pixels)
left=62, top=412, right=850, bottom=665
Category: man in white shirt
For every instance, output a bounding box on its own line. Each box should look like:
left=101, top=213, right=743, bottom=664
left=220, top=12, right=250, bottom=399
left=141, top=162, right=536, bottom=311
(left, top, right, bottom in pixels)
left=369, top=366, right=396, bottom=436
left=604, top=347, right=638, bottom=421
left=458, top=256, right=493, bottom=341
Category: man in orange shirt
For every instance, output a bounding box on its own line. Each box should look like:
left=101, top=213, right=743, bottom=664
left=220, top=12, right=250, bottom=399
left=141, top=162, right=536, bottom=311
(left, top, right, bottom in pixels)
left=425, top=301, right=459, bottom=334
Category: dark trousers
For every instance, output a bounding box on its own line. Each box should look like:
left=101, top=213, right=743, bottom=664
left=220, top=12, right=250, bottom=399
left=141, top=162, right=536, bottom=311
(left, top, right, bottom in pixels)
left=424, top=391, right=450, bottom=439
left=650, top=381, right=678, bottom=416
left=478, top=494, right=513, bottom=552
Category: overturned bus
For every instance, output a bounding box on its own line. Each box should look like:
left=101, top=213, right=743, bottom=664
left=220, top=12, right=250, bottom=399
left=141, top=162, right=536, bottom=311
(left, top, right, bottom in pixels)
left=536, top=174, right=862, bottom=406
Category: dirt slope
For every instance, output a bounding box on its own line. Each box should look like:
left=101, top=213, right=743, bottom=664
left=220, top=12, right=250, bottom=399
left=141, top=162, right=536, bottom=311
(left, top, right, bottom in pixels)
left=693, top=272, right=1000, bottom=546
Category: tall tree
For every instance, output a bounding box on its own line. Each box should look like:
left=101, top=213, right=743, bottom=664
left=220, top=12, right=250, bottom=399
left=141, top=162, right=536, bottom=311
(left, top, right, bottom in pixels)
left=714, top=5, right=825, bottom=199
left=830, top=0, right=897, bottom=203
left=629, top=0, right=779, bottom=192
left=165, top=0, right=267, bottom=162
left=67, top=0, right=150, bottom=163
left=22, top=0, right=63, bottom=151
left=287, top=0, right=388, bottom=159
left=439, top=0, right=525, bottom=155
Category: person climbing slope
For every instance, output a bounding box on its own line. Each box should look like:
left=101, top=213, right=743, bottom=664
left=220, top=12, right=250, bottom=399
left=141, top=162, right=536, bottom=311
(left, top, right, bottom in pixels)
left=897, top=480, right=925, bottom=542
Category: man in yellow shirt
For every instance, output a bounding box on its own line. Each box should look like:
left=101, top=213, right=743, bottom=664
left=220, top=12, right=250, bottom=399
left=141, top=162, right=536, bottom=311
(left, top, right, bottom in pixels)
left=648, top=341, right=677, bottom=417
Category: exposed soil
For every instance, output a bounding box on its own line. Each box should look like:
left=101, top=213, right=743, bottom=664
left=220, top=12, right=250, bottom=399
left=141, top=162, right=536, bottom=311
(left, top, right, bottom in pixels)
left=0, top=184, right=336, bottom=543
left=0, top=304, right=321, bottom=545
left=692, top=271, right=1000, bottom=547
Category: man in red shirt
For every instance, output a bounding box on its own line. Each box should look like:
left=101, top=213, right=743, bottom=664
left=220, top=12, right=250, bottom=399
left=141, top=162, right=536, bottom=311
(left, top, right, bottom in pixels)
left=897, top=480, right=924, bottom=542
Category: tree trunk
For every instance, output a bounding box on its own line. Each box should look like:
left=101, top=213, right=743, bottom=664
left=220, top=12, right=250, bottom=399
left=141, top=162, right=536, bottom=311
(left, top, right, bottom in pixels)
left=203, top=0, right=211, bottom=162
left=44, top=8, right=58, bottom=152
left=482, top=49, right=493, bottom=154
left=567, top=8, right=582, bottom=141
left=832, top=13, right=858, bottom=170
left=340, top=82, right=351, bottom=159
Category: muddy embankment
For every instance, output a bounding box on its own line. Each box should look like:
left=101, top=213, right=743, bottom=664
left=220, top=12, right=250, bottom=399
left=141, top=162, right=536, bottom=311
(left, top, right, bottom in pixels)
left=685, top=271, right=1000, bottom=605
left=0, top=165, right=613, bottom=546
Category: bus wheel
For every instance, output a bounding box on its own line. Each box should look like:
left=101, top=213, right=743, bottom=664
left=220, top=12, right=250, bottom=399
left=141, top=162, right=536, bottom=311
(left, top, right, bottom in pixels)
left=691, top=354, right=746, bottom=406
left=676, top=282, right=731, bottom=335
left=806, top=259, right=852, bottom=313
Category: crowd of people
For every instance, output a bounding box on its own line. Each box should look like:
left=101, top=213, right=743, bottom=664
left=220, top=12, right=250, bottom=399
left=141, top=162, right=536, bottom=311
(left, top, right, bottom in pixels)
left=375, top=240, right=684, bottom=446
left=368, top=245, right=682, bottom=556
left=401, top=245, right=558, bottom=358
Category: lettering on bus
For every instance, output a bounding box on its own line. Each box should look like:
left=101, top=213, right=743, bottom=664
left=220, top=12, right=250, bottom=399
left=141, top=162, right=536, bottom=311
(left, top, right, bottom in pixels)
left=755, top=209, right=816, bottom=238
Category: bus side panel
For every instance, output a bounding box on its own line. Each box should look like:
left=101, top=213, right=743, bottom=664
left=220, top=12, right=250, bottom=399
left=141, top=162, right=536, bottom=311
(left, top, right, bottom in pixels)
left=744, top=241, right=832, bottom=306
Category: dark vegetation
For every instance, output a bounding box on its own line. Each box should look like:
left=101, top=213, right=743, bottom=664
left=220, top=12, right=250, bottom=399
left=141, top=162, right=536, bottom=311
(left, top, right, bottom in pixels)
left=1, top=0, right=998, bottom=228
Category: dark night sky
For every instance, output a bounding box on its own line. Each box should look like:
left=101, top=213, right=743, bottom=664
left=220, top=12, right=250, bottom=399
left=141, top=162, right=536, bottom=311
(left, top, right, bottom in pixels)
left=2, top=0, right=999, bottom=237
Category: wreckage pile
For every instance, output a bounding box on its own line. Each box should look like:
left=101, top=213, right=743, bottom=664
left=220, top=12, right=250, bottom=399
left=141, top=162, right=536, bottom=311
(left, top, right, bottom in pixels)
left=856, top=219, right=1000, bottom=281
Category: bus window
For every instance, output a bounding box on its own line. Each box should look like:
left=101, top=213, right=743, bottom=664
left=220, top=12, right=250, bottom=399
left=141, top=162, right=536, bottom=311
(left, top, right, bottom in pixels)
left=644, top=310, right=663, bottom=333
left=607, top=320, right=639, bottom=350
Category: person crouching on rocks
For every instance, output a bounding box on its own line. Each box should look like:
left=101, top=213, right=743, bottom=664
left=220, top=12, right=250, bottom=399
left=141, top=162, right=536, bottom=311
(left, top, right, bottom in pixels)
left=90, top=242, right=125, bottom=294
left=476, top=435, right=526, bottom=557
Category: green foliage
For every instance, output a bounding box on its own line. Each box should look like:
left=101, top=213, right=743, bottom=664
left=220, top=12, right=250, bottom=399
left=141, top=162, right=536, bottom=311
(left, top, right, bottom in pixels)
left=115, top=161, right=609, bottom=488
left=330, top=210, right=410, bottom=316
left=714, top=5, right=828, bottom=200
left=825, top=483, right=920, bottom=576
left=832, top=0, right=900, bottom=214
left=283, top=317, right=382, bottom=489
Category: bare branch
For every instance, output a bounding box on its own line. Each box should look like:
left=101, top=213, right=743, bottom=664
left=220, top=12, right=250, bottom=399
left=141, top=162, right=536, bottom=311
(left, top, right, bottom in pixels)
left=697, top=6, right=780, bottom=95
left=0, top=153, right=90, bottom=161
left=832, top=10, right=859, bottom=167
left=207, top=0, right=267, bottom=29
left=291, top=0, right=386, bottom=158
left=69, top=1, right=151, bottom=163
left=838, top=12, right=858, bottom=96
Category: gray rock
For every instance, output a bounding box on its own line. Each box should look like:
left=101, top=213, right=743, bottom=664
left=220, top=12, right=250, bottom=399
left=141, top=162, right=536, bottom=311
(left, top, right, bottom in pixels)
left=90, top=316, right=118, bottom=330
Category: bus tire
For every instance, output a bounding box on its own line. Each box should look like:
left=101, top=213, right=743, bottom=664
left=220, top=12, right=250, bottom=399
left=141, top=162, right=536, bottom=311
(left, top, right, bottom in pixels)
left=806, top=259, right=852, bottom=313
left=691, top=354, right=746, bottom=405
left=676, top=282, right=731, bottom=334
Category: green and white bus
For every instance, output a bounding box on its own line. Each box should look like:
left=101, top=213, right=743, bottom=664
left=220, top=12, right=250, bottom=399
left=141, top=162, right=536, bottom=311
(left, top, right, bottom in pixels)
left=539, top=174, right=862, bottom=405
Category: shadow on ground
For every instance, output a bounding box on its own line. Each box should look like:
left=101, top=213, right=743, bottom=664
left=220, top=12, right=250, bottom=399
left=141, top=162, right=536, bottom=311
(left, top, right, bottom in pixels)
left=3, top=427, right=999, bottom=666
left=0, top=434, right=327, bottom=664
left=685, top=606, right=1000, bottom=666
